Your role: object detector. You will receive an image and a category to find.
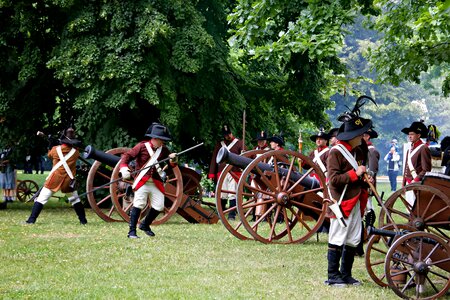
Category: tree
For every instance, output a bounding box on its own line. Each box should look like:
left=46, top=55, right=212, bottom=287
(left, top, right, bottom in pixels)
left=367, top=0, right=450, bottom=96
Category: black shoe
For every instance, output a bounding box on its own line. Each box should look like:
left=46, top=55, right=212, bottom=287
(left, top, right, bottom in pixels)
left=139, top=224, right=155, bottom=237
left=324, top=277, right=347, bottom=287
left=127, top=230, right=140, bottom=239
left=343, top=276, right=361, bottom=286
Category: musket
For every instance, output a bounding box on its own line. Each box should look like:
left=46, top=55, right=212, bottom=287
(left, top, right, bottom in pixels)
left=242, top=110, right=246, bottom=153
left=69, top=142, right=204, bottom=201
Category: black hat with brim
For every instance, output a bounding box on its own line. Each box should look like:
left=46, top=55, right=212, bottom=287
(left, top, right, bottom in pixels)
left=309, top=131, right=330, bottom=142
left=268, top=135, right=285, bottom=146
left=221, top=124, right=232, bottom=136
left=254, top=130, right=268, bottom=141
left=328, top=128, right=339, bottom=138
left=337, top=117, right=372, bottom=141
left=365, top=128, right=378, bottom=139
left=146, top=124, right=172, bottom=141
left=401, top=121, right=428, bottom=136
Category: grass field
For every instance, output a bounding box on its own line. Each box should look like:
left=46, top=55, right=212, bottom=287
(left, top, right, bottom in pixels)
left=0, top=173, right=401, bottom=299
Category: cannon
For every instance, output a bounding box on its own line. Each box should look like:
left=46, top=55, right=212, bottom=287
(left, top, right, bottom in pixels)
left=364, top=172, right=450, bottom=299
left=214, top=147, right=329, bottom=244
left=83, top=145, right=218, bottom=224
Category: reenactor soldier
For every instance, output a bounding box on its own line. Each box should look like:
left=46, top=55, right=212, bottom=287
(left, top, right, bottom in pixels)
left=328, top=128, right=339, bottom=147
left=119, top=123, right=177, bottom=238
left=401, top=121, right=431, bottom=205
left=325, top=116, right=372, bottom=286
left=268, top=134, right=284, bottom=151
left=307, top=128, right=330, bottom=179
left=253, top=130, right=270, bottom=151
left=25, top=127, right=87, bottom=225
left=209, top=125, right=245, bottom=220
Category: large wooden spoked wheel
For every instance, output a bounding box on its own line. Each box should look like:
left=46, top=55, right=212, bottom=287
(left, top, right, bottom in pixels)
left=16, top=180, right=39, bottom=202
left=365, top=224, right=416, bottom=287
left=378, top=184, right=450, bottom=242
left=215, top=150, right=267, bottom=240
left=110, top=155, right=183, bottom=225
left=384, top=231, right=450, bottom=299
left=236, top=150, right=328, bottom=244
left=86, top=147, right=128, bottom=222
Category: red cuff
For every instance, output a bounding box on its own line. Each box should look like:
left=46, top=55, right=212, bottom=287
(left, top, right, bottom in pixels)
left=414, top=177, right=421, bottom=182
left=347, top=170, right=359, bottom=182
left=208, top=174, right=215, bottom=179
left=120, top=163, right=128, bottom=168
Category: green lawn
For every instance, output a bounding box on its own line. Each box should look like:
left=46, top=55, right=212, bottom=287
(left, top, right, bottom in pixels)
left=0, top=174, right=400, bottom=299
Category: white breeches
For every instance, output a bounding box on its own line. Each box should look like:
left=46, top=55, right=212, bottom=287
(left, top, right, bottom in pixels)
left=328, top=201, right=361, bottom=247
left=221, top=173, right=238, bottom=200
left=36, top=187, right=80, bottom=205
left=133, top=180, right=164, bottom=211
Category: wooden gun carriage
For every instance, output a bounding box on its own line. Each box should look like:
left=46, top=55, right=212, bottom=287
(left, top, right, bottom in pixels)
left=82, top=145, right=218, bottom=225
left=214, top=147, right=329, bottom=244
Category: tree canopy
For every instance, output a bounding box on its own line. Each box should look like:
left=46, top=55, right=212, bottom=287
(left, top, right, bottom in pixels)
left=0, top=0, right=448, bottom=167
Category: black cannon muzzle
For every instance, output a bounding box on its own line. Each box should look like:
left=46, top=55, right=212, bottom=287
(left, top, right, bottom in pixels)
left=217, top=147, right=320, bottom=190
left=83, top=145, right=121, bottom=167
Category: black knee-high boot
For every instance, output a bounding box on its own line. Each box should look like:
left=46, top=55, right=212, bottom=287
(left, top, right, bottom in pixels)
left=355, top=222, right=365, bottom=256
left=325, top=244, right=346, bottom=286
left=341, top=245, right=361, bottom=285
left=26, top=202, right=44, bottom=224
left=73, top=202, right=87, bottom=224
left=128, top=207, right=142, bottom=238
left=139, top=208, right=160, bottom=237
left=228, top=199, right=236, bottom=220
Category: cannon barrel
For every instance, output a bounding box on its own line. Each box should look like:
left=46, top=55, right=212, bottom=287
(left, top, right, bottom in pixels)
left=366, top=226, right=412, bottom=238
left=216, top=147, right=320, bottom=190
left=83, top=145, right=121, bottom=167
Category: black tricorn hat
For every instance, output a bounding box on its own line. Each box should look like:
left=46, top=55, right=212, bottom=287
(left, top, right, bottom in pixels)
left=309, top=129, right=330, bottom=142
left=337, top=117, right=372, bottom=141
left=401, top=121, right=428, bottom=136
left=254, top=130, right=268, bottom=141
left=365, top=128, right=378, bottom=139
left=221, top=124, right=232, bottom=136
left=268, top=134, right=285, bottom=146
left=328, top=128, right=339, bottom=138
left=145, top=123, right=172, bottom=141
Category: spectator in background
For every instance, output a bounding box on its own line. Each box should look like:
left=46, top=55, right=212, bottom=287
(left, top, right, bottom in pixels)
left=0, top=146, right=17, bottom=208
left=384, top=141, right=401, bottom=191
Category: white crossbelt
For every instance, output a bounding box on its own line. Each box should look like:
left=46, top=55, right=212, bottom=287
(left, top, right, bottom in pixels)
left=132, top=143, right=162, bottom=189
left=331, top=144, right=359, bottom=204
left=221, top=138, right=238, bottom=151
left=47, top=146, right=76, bottom=180
left=313, top=148, right=329, bottom=175
left=407, top=144, right=424, bottom=180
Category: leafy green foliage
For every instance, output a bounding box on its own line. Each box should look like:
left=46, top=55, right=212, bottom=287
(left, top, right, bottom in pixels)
left=368, top=0, right=450, bottom=96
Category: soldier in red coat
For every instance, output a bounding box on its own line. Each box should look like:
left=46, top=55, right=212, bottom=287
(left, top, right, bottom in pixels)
left=325, top=116, right=372, bottom=287
left=209, top=125, right=245, bottom=220
left=26, top=128, right=87, bottom=225
left=119, top=123, right=177, bottom=238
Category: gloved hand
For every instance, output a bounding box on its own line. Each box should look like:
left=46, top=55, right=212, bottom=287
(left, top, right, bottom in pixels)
left=364, top=209, right=376, bottom=227
left=119, top=167, right=131, bottom=180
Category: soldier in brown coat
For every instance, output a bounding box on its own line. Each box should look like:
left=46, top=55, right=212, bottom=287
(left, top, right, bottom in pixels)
left=209, top=125, right=245, bottom=220
left=26, top=128, right=87, bottom=224
left=401, top=121, right=432, bottom=185
left=401, top=121, right=432, bottom=206
left=325, top=117, right=372, bottom=287
left=307, top=129, right=330, bottom=179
